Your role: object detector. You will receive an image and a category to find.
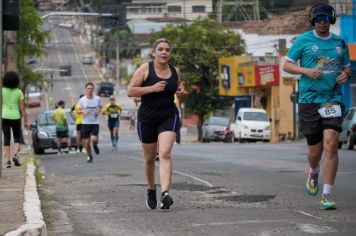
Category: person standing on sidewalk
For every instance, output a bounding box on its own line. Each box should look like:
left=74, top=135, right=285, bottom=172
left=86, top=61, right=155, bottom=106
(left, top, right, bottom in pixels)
left=283, top=2, right=351, bottom=210
left=2, top=71, right=29, bottom=168
left=51, top=100, right=74, bottom=155
left=127, top=38, right=187, bottom=210
left=78, top=82, right=102, bottom=163
left=102, top=95, right=122, bottom=150
left=71, top=94, right=85, bottom=153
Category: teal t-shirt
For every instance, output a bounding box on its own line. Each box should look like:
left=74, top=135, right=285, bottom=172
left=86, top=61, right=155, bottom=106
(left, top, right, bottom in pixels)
left=2, top=87, right=24, bottom=120
left=286, top=30, right=350, bottom=104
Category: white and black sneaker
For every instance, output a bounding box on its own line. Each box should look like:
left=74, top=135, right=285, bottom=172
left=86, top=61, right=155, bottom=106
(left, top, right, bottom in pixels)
left=146, top=188, right=158, bottom=210
left=12, top=154, right=21, bottom=166
left=87, top=155, right=93, bottom=163
left=160, top=192, right=173, bottom=210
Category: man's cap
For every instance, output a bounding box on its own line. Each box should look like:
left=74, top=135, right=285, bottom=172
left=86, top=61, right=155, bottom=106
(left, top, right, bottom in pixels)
left=312, top=3, right=333, bottom=18
left=58, top=100, right=65, bottom=106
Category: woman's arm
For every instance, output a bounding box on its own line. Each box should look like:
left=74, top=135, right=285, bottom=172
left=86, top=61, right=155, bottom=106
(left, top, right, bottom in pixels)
left=127, top=63, right=167, bottom=97
left=19, top=99, right=28, bottom=129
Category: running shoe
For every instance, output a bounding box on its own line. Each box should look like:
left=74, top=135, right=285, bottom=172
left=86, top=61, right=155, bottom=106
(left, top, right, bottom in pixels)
left=93, top=144, right=100, bottom=155
left=160, top=192, right=173, bottom=210
left=12, top=155, right=21, bottom=166
left=6, top=160, right=11, bottom=168
left=305, top=170, right=319, bottom=196
left=87, top=155, right=93, bottom=163
left=320, top=194, right=337, bottom=210
left=146, top=188, right=158, bottom=210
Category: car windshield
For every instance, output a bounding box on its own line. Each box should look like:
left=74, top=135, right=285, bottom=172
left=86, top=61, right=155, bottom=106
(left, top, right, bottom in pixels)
left=38, top=112, right=75, bottom=125
left=209, top=117, right=229, bottom=126
left=243, top=112, right=268, bottom=121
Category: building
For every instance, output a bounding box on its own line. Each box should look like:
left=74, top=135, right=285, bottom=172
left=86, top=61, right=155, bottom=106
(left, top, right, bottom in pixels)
left=126, top=0, right=213, bottom=21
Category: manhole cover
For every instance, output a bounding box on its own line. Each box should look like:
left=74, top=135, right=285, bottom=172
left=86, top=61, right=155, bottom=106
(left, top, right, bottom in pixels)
left=217, top=194, right=275, bottom=203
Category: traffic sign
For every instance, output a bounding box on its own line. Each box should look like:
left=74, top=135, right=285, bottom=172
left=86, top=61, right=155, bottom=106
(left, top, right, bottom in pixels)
left=100, top=5, right=127, bottom=29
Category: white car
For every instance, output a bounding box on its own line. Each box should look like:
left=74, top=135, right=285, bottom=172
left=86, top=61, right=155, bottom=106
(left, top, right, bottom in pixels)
left=233, top=108, right=271, bottom=142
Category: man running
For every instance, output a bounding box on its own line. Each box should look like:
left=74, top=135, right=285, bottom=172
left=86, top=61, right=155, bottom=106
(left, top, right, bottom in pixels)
left=51, top=100, right=74, bottom=155
left=102, top=95, right=122, bottom=150
left=78, top=82, right=102, bottom=163
left=283, top=2, right=351, bottom=210
left=71, top=94, right=85, bottom=153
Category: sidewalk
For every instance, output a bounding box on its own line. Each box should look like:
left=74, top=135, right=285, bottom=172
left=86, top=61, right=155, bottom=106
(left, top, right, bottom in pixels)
left=0, top=148, right=47, bottom=236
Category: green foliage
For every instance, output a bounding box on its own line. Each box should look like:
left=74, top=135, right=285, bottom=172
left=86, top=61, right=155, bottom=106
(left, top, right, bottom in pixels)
left=17, top=0, right=49, bottom=89
left=151, top=19, right=244, bottom=140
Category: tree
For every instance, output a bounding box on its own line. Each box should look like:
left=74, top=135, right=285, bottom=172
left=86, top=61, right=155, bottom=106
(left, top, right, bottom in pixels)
left=17, top=0, right=49, bottom=90
left=151, top=19, right=245, bottom=141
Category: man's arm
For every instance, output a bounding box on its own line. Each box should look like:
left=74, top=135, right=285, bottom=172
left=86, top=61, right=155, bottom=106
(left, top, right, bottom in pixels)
left=283, top=60, right=324, bottom=80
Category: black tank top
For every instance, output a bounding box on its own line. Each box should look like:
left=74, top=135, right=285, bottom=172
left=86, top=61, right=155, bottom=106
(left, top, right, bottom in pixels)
left=138, top=61, right=178, bottom=123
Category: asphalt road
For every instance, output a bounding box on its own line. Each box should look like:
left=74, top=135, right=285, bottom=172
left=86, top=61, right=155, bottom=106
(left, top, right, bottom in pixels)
left=32, top=26, right=356, bottom=236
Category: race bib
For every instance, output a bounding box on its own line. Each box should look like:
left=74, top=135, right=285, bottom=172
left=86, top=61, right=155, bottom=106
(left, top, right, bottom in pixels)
left=110, top=113, right=118, bottom=118
left=318, top=104, right=341, bottom=118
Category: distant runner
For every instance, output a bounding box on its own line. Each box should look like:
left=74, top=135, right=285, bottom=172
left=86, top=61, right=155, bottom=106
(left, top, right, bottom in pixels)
left=102, top=95, right=122, bottom=150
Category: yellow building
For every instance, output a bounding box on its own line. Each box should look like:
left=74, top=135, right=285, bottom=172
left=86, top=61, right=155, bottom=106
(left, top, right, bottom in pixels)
left=218, top=56, right=294, bottom=142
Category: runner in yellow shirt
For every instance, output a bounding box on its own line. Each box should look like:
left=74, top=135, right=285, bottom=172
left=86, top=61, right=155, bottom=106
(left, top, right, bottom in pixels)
left=102, top=95, right=122, bottom=150
left=52, top=100, right=73, bottom=155
left=71, top=94, right=85, bottom=153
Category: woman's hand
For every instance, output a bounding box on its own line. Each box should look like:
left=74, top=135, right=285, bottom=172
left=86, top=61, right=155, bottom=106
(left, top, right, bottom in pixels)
left=151, top=81, right=167, bottom=92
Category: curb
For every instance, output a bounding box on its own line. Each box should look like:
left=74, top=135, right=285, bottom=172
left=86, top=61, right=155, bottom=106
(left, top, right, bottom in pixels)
left=5, top=158, right=47, bottom=236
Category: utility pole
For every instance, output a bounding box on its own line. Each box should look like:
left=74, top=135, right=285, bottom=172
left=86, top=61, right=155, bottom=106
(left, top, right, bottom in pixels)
left=217, top=0, right=223, bottom=23
left=116, top=36, right=120, bottom=89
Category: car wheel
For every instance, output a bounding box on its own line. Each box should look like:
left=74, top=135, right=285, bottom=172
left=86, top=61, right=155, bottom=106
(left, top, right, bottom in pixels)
left=347, top=134, right=354, bottom=150
left=338, top=142, right=342, bottom=149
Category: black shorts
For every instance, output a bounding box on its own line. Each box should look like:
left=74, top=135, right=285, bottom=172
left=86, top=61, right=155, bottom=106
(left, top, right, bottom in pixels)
left=2, top=118, right=21, bottom=146
left=81, top=124, right=99, bottom=139
left=137, top=114, right=180, bottom=144
left=299, top=103, right=344, bottom=135
left=76, top=124, right=82, bottom=131
left=56, top=130, right=69, bottom=138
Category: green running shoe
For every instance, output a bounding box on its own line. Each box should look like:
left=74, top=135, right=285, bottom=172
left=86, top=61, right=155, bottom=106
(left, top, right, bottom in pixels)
left=305, top=171, right=319, bottom=196
left=320, top=194, right=337, bottom=210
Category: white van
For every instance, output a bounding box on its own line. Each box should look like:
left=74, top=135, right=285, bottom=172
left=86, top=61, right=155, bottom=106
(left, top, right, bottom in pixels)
left=233, top=108, right=271, bottom=142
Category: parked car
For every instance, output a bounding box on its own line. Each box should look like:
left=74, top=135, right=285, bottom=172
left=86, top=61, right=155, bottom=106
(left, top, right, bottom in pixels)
left=339, top=107, right=356, bottom=150
left=82, top=54, right=94, bottom=65
left=233, top=108, right=271, bottom=143
left=202, top=116, right=234, bottom=143
left=27, top=96, right=41, bottom=108
left=30, top=109, right=77, bottom=154
left=97, top=81, right=114, bottom=97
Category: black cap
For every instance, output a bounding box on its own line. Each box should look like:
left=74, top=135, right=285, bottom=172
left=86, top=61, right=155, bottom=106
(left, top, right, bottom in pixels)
left=312, top=3, right=333, bottom=18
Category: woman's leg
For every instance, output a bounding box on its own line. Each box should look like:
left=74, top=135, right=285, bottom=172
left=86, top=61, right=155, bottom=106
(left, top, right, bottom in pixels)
left=141, top=142, right=158, bottom=189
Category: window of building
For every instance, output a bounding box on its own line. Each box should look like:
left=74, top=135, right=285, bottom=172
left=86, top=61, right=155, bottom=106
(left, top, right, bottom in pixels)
left=192, top=5, right=206, bottom=13
left=168, top=5, right=182, bottom=13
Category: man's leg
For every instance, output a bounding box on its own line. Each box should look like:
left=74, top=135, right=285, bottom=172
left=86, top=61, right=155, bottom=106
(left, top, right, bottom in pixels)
left=56, top=137, right=62, bottom=155
left=322, top=129, right=339, bottom=187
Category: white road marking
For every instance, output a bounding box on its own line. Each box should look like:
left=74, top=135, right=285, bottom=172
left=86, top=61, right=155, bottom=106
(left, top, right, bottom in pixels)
left=129, top=156, right=214, bottom=187
left=192, top=219, right=288, bottom=227
left=295, top=210, right=337, bottom=222
left=299, top=224, right=337, bottom=234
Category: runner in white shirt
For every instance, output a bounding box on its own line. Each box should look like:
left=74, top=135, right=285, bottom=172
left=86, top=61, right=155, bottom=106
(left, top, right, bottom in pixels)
left=78, top=82, right=102, bottom=163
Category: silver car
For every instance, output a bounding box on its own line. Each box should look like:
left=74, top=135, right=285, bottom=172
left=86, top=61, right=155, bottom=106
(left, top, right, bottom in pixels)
left=339, top=107, right=356, bottom=150
left=30, top=109, right=77, bottom=154
left=202, top=116, right=233, bottom=143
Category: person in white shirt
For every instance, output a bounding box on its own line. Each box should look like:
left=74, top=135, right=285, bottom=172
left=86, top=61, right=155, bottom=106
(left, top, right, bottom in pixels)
left=78, top=82, right=102, bottom=163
